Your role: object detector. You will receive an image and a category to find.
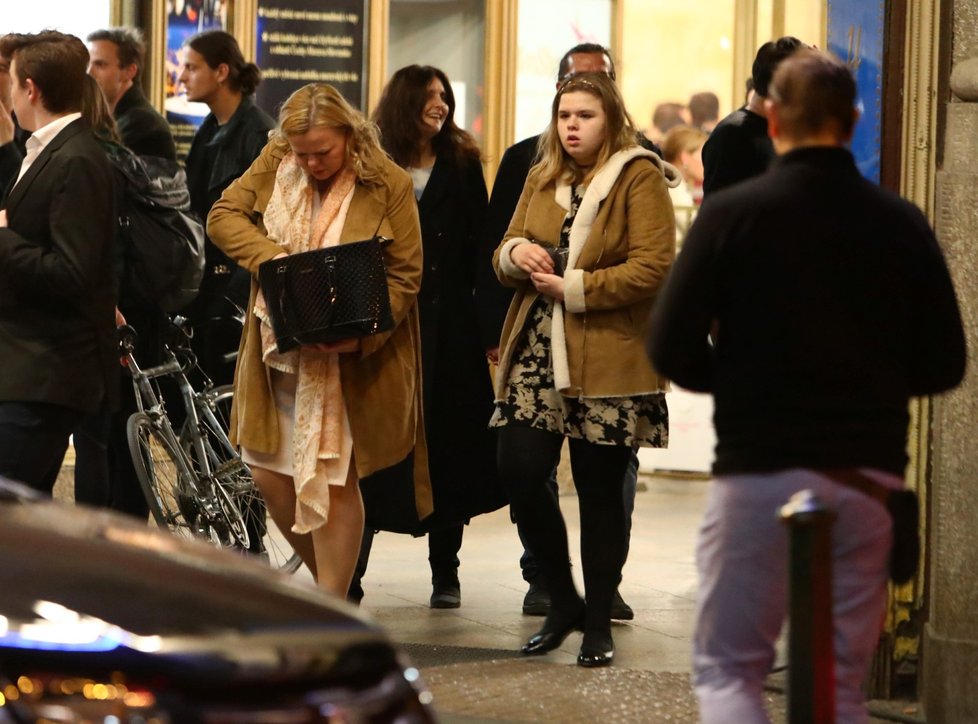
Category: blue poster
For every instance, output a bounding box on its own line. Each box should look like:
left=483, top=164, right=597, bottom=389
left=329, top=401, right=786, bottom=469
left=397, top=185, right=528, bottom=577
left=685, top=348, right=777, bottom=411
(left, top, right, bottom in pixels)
left=826, top=0, right=885, bottom=183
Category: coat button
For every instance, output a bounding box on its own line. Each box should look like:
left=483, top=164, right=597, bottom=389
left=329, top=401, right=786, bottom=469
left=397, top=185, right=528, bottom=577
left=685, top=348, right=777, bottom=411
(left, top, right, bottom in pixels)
left=430, top=263, right=439, bottom=272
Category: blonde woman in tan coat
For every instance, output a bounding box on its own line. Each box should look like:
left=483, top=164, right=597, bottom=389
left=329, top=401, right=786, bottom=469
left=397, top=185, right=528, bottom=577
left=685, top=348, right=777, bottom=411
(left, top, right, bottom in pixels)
left=491, top=72, right=679, bottom=667
left=208, top=83, right=431, bottom=596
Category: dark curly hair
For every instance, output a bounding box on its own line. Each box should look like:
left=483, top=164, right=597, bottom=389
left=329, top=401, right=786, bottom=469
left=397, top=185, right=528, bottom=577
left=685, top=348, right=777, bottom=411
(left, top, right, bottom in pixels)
left=371, top=64, right=481, bottom=169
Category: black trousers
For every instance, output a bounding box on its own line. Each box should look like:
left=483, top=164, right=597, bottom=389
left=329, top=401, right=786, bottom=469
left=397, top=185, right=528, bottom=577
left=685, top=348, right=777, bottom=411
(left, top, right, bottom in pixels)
left=0, top=401, right=84, bottom=495
left=349, top=522, right=464, bottom=600
left=518, top=449, right=639, bottom=584
left=498, top=425, right=632, bottom=639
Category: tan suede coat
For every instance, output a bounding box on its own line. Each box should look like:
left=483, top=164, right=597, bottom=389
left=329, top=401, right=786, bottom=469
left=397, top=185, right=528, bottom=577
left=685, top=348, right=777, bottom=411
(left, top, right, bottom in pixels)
left=492, top=148, right=677, bottom=400
left=207, top=143, right=432, bottom=518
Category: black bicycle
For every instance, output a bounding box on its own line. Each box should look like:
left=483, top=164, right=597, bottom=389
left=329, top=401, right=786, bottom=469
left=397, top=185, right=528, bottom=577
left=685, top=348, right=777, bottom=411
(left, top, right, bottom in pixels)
left=122, top=319, right=300, bottom=572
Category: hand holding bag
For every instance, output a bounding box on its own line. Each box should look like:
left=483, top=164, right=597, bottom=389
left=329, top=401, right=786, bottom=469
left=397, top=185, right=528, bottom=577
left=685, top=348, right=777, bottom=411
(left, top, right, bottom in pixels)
left=258, top=236, right=395, bottom=353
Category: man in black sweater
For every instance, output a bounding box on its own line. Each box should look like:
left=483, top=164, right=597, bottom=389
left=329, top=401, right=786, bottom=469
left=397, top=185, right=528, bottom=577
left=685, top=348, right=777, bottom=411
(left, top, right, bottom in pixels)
left=700, top=36, right=803, bottom=196
left=648, top=51, right=965, bottom=722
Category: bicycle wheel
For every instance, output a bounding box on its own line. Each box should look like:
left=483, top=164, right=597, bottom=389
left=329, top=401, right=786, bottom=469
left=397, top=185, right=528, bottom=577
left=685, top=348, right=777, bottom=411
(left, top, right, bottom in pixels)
left=194, top=386, right=302, bottom=573
left=127, top=411, right=218, bottom=544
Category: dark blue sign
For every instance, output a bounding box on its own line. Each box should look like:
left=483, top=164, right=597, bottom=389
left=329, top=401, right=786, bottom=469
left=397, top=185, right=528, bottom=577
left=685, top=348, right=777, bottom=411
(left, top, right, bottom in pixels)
left=827, top=0, right=886, bottom=183
left=255, top=0, right=368, bottom=116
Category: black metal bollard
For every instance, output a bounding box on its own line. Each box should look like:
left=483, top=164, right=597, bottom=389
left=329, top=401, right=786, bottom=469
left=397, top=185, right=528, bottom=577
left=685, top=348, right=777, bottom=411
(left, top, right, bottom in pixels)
left=780, top=489, right=836, bottom=724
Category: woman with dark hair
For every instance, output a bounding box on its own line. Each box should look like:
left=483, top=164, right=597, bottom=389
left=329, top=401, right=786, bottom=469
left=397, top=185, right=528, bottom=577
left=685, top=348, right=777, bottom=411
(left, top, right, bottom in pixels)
left=349, top=65, right=501, bottom=609
left=179, top=30, right=274, bottom=387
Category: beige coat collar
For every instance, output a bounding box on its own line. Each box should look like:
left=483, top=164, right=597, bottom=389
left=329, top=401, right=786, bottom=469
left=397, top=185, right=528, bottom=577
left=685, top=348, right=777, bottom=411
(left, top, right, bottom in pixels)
left=550, top=147, right=680, bottom=391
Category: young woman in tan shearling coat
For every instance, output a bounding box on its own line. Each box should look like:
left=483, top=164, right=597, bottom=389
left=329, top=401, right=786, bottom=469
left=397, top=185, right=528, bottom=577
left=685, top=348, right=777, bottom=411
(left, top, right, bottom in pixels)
left=208, top=84, right=431, bottom=596
left=491, top=72, right=679, bottom=667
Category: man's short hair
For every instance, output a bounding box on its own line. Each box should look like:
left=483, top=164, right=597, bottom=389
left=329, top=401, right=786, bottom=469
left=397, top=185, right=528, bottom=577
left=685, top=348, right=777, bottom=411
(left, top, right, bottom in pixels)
left=688, top=92, right=719, bottom=127
left=87, top=27, right=146, bottom=77
left=751, top=36, right=804, bottom=98
left=0, top=31, right=89, bottom=113
left=652, top=102, right=686, bottom=135
left=768, top=50, right=857, bottom=140
left=557, top=42, right=616, bottom=82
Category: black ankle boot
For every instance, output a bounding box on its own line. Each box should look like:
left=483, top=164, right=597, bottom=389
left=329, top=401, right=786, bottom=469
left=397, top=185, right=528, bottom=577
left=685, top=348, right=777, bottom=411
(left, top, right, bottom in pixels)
left=430, top=572, right=461, bottom=609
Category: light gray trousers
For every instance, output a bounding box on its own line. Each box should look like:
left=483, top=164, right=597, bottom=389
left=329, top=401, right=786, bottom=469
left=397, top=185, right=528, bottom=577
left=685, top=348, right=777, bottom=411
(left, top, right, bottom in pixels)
left=693, top=468, right=896, bottom=724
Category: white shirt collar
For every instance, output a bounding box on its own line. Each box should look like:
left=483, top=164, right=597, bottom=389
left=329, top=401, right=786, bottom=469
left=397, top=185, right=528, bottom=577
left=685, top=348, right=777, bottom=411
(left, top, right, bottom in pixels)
left=24, top=112, right=82, bottom=155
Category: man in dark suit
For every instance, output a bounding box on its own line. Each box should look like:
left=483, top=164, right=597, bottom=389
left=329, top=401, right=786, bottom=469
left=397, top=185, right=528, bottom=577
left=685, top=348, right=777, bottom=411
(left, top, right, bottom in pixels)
left=0, top=31, right=117, bottom=495
left=87, top=27, right=176, bottom=161
left=479, top=43, right=649, bottom=620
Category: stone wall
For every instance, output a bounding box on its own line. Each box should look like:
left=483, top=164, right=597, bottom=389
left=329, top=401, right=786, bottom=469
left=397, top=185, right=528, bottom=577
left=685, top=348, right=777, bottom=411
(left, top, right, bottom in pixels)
left=923, top=3, right=978, bottom=718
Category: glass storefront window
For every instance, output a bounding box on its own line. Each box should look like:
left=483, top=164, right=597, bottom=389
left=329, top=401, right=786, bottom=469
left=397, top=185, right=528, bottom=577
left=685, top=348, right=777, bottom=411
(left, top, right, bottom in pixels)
left=388, top=0, right=486, bottom=142
left=621, top=2, right=736, bottom=136
left=513, top=0, right=612, bottom=142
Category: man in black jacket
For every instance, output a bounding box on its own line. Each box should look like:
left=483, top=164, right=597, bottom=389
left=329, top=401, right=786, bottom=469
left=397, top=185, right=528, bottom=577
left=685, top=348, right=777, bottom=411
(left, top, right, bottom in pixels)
left=479, top=43, right=648, bottom=621
left=87, top=27, right=176, bottom=161
left=700, top=36, right=803, bottom=196
left=648, top=51, right=965, bottom=722
left=0, top=31, right=117, bottom=495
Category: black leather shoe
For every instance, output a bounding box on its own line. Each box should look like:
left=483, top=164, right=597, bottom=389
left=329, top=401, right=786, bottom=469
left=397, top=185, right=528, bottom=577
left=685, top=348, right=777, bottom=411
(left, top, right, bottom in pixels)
left=578, top=632, right=615, bottom=667
left=520, top=607, right=585, bottom=655
left=610, top=589, right=634, bottom=621
left=577, top=646, right=615, bottom=667
left=522, top=581, right=551, bottom=616
left=430, top=576, right=461, bottom=609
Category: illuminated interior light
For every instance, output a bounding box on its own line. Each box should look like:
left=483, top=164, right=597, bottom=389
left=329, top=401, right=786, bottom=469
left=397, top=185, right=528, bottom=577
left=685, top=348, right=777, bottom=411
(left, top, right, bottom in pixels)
left=123, top=691, right=157, bottom=708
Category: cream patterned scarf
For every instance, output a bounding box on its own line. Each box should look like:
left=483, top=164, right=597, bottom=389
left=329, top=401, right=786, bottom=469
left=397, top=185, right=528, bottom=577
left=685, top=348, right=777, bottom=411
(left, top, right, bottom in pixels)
left=256, top=152, right=357, bottom=533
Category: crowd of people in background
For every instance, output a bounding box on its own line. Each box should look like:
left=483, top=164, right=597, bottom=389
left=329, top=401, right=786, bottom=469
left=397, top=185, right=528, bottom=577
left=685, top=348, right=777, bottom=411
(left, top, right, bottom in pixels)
left=0, top=23, right=966, bottom=723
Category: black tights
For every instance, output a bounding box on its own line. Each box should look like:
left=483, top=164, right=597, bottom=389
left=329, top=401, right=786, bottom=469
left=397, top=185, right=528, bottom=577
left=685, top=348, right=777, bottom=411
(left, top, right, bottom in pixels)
left=497, top=425, right=632, bottom=645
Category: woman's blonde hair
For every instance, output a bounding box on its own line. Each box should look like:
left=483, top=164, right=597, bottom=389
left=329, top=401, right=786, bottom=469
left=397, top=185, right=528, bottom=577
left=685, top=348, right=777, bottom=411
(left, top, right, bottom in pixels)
left=661, top=124, right=708, bottom=165
left=535, top=72, right=639, bottom=186
left=270, top=83, right=389, bottom=186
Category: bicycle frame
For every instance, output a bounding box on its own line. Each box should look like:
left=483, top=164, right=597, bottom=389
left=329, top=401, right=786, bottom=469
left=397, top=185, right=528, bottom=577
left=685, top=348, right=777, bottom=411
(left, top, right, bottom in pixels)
left=125, top=337, right=221, bottom=482
left=123, top=330, right=242, bottom=542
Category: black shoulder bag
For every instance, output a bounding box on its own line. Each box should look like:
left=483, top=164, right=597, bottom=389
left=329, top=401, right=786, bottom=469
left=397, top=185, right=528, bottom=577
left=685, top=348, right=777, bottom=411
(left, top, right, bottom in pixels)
left=258, top=234, right=395, bottom=354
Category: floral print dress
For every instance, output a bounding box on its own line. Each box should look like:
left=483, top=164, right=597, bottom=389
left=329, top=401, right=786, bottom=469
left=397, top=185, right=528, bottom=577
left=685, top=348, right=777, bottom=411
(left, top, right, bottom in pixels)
left=489, top=185, right=669, bottom=448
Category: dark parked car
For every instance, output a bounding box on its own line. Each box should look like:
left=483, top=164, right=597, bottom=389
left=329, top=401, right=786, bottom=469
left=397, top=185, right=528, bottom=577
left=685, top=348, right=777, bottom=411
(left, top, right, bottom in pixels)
left=0, top=478, right=436, bottom=722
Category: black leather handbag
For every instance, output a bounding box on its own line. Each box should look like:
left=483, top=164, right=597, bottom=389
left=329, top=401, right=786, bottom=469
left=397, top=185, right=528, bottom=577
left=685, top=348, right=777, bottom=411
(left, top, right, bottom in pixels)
left=258, top=237, right=395, bottom=353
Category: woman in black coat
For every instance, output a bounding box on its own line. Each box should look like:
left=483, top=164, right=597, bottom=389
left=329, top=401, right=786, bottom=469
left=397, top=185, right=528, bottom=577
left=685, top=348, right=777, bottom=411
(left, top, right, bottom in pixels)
left=349, top=65, right=503, bottom=608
